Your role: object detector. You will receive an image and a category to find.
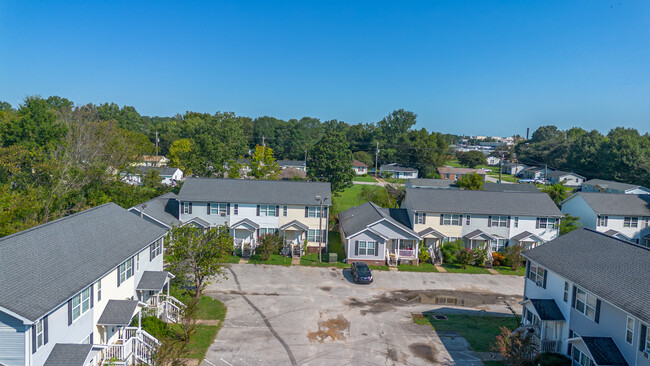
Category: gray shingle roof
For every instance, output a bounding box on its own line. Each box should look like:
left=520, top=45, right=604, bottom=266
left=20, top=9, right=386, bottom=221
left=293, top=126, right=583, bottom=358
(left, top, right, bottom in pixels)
left=566, top=192, right=650, bottom=216
left=463, top=229, right=496, bottom=240
left=136, top=271, right=169, bottom=291
left=0, top=203, right=168, bottom=322
left=44, top=344, right=94, bottom=366
left=407, top=179, right=456, bottom=188
left=582, top=179, right=645, bottom=192
left=279, top=220, right=309, bottom=231
left=338, top=202, right=419, bottom=238
left=177, top=178, right=331, bottom=206
left=278, top=160, right=306, bottom=167
left=130, top=192, right=180, bottom=228
left=529, top=299, right=565, bottom=321
left=546, top=170, right=585, bottom=179
left=97, top=300, right=140, bottom=325
left=482, top=182, right=540, bottom=193
left=437, top=167, right=486, bottom=175
left=380, top=163, right=418, bottom=172
left=581, top=337, right=628, bottom=366
left=523, top=228, right=650, bottom=324
left=404, top=188, right=562, bottom=217
left=511, top=231, right=544, bottom=242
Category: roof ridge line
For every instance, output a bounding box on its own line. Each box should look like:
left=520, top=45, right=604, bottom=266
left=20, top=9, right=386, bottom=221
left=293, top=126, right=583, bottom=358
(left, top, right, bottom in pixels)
left=583, top=228, right=650, bottom=251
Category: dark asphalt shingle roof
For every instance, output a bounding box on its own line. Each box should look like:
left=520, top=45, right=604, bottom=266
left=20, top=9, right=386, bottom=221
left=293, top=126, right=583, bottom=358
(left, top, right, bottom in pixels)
left=380, top=163, right=418, bottom=172
left=523, top=228, right=650, bottom=324
left=177, top=178, right=331, bottom=206
left=581, top=337, right=628, bottom=366
left=565, top=192, right=650, bottom=216
left=529, top=299, right=565, bottom=321
left=338, top=202, right=419, bottom=238
left=511, top=231, right=544, bottom=242
left=482, top=183, right=540, bottom=193
left=97, top=300, right=140, bottom=325
left=0, top=203, right=168, bottom=322
left=44, top=344, right=94, bottom=366
left=278, top=160, right=306, bottom=167
left=546, top=170, right=585, bottom=179
left=404, top=188, right=562, bottom=217
left=582, top=179, right=646, bottom=192
left=130, top=192, right=180, bottom=228
left=407, top=179, right=456, bottom=188
left=136, top=271, right=169, bottom=291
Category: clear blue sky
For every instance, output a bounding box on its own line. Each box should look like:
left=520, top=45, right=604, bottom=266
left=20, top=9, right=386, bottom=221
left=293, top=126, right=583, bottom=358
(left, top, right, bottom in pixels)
left=1, top=1, right=649, bottom=136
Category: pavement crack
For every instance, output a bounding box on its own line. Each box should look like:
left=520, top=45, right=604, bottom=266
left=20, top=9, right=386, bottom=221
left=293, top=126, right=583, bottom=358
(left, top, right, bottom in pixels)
left=227, top=267, right=297, bottom=366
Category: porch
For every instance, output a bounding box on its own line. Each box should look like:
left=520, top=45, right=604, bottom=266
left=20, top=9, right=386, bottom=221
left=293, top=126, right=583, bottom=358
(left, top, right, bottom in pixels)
left=280, top=220, right=309, bottom=257
left=418, top=228, right=445, bottom=264
left=511, top=231, right=546, bottom=250
left=386, top=239, right=419, bottom=266
left=136, top=271, right=185, bottom=323
left=520, top=299, right=566, bottom=354
left=231, top=219, right=260, bottom=258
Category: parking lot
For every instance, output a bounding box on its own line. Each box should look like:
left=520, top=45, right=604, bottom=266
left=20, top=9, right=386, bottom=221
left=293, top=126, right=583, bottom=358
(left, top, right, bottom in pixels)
left=201, top=264, right=524, bottom=366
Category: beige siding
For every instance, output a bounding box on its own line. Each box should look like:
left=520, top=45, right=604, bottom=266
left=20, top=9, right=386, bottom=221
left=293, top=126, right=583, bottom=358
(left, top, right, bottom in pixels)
left=412, top=213, right=463, bottom=238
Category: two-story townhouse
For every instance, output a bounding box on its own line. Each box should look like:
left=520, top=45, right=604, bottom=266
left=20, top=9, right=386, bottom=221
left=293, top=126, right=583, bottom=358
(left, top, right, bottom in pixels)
left=0, top=203, right=177, bottom=366
left=176, top=178, right=331, bottom=256
left=581, top=179, right=650, bottom=195
left=522, top=228, right=650, bottom=366
left=560, top=192, right=650, bottom=246
left=401, top=189, right=562, bottom=259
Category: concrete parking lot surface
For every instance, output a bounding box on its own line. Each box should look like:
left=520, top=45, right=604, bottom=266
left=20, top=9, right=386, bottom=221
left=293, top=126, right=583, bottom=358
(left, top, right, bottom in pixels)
left=202, top=264, right=524, bottom=366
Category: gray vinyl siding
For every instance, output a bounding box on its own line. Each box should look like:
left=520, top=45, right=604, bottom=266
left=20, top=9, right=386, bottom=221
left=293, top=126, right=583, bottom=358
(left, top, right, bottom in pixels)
left=347, top=231, right=385, bottom=260
left=179, top=201, right=229, bottom=227
left=0, top=312, right=27, bottom=366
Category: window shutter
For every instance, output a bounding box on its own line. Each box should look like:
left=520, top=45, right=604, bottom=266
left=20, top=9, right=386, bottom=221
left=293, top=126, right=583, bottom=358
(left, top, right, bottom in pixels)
left=32, top=323, right=36, bottom=353
left=536, top=218, right=540, bottom=229
left=90, top=284, right=94, bottom=309
left=322, top=207, right=328, bottom=218
left=355, top=241, right=359, bottom=256
left=594, top=299, right=601, bottom=323
left=458, top=215, right=463, bottom=226
left=257, top=205, right=261, bottom=216
left=207, top=203, right=211, bottom=215
left=507, top=216, right=511, bottom=227
left=149, top=244, right=153, bottom=261
left=375, top=242, right=379, bottom=256
left=89, top=332, right=93, bottom=344
left=117, top=266, right=121, bottom=287
left=44, top=316, right=48, bottom=345
left=188, top=202, right=192, bottom=214
left=571, top=285, right=577, bottom=308
left=422, top=213, right=426, bottom=225
left=542, top=270, right=548, bottom=289
left=275, top=206, right=280, bottom=216
left=227, top=203, right=230, bottom=215
left=68, top=299, right=73, bottom=325
left=305, top=206, right=309, bottom=217
left=488, top=216, right=492, bottom=227
left=525, top=261, right=530, bottom=278
left=640, top=325, right=647, bottom=351
left=131, top=257, right=135, bottom=276
left=440, top=214, right=444, bottom=225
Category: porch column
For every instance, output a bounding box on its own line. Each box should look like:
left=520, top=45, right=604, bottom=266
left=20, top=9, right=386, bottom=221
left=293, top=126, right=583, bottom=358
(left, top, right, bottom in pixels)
left=396, top=239, right=400, bottom=261
left=138, top=311, right=142, bottom=329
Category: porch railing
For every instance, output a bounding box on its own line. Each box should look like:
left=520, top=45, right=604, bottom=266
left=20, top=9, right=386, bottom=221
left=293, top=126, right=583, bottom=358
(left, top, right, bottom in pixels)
left=540, top=340, right=561, bottom=353
left=398, top=249, right=415, bottom=257
left=146, top=294, right=185, bottom=323
left=100, top=327, right=161, bottom=366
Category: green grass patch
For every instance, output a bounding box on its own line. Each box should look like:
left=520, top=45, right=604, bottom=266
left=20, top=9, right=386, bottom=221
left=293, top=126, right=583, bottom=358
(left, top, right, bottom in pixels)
left=327, top=231, right=346, bottom=262
left=352, top=175, right=377, bottom=182
left=369, top=265, right=389, bottom=271
left=414, top=313, right=518, bottom=352
left=227, top=255, right=241, bottom=263
left=185, top=324, right=219, bottom=359
left=300, top=252, right=347, bottom=268
left=441, top=263, right=491, bottom=274
left=248, top=254, right=292, bottom=266
left=383, top=178, right=406, bottom=184
left=493, top=266, right=526, bottom=276
left=332, top=184, right=367, bottom=214
left=195, top=295, right=227, bottom=320
left=397, top=262, right=438, bottom=272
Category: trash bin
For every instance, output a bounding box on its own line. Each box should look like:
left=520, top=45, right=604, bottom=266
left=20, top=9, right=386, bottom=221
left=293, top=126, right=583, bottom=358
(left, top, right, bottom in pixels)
left=328, top=253, right=338, bottom=263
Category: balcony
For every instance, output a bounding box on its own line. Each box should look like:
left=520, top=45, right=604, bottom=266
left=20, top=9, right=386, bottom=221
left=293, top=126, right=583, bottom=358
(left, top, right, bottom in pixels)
left=145, top=294, right=186, bottom=323
left=99, top=327, right=160, bottom=366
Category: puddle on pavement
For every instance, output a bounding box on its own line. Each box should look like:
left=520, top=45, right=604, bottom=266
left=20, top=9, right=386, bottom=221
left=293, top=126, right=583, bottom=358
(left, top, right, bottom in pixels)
left=307, top=314, right=350, bottom=343
left=345, top=289, right=521, bottom=315
left=409, top=343, right=438, bottom=363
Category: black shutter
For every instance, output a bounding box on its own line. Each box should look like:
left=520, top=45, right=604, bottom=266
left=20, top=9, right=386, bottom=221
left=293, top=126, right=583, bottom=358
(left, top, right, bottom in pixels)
left=525, top=261, right=530, bottom=278
left=90, top=332, right=93, bottom=344
left=117, top=265, right=121, bottom=287
left=355, top=241, right=359, bottom=256
left=594, top=299, right=601, bottom=323
left=536, top=218, right=540, bottom=229
left=440, top=214, right=444, bottom=225
left=131, top=257, right=135, bottom=276
left=542, top=270, right=548, bottom=289
left=422, top=213, right=426, bottom=224
left=507, top=216, right=511, bottom=227
left=207, top=203, right=211, bottom=215
left=227, top=203, right=231, bottom=215
left=458, top=215, right=463, bottom=226
left=323, top=207, right=328, bottom=218
left=32, top=323, right=36, bottom=353
left=640, top=325, right=647, bottom=351
left=90, top=284, right=94, bottom=308
left=488, top=216, right=492, bottom=227
left=188, top=202, right=192, bottom=214
left=275, top=206, right=280, bottom=216
left=571, top=286, right=577, bottom=308
left=68, top=299, right=73, bottom=325
left=257, top=205, right=261, bottom=216
left=305, top=206, right=309, bottom=217
left=43, top=316, right=48, bottom=345
left=375, top=242, right=379, bottom=256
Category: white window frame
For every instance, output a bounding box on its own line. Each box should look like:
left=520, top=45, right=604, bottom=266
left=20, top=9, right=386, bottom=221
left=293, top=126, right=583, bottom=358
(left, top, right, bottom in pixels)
left=260, top=205, right=277, bottom=217
left=626, top=316, right=634, bottom=344
left=492, top=216, right=508, bottom=227
left=466, top=215, right=471, bottom=225
left=210, top=203, right=227, bottom=216
left=358, top=240, right=375, bottom=256
left=514, top=217, right=519, bottom=228
left=563, top=281, right=569, bottom=302
left=259, top=228, right=278, bottom=236
left=72, top=287, right=91, bottom=322
left=283, top=206, right=288, bottom=217
left=182, top=202, right=190, bottom=214
left=597, top=215, right=608, bottom=227
left=527, top=264, right=544, bottom=287
left=233, top=204, right=238, bottom=215
left=415, top=213, right=424, bottom=224
left=35, top=318, right=44, bottom=349
left=442, top=214, right=461, bottom=226
left=119, top=258, right=133, bottom=284
left=136, top=253, right=140, bottom=271
left=308, top=206, right=322, bottom=218
left=150, top=240, right=162, bottom=260
left=97, top=280, right=102, bottom=302
left=645, top=325, right=650, bottom=354
left=575, top=287, right=597, bottom=320
left=443, top=236, right=460, bottom=243
left=308, top=229, right=323, bottom=242
left=624, top=217, right=638, bottom=228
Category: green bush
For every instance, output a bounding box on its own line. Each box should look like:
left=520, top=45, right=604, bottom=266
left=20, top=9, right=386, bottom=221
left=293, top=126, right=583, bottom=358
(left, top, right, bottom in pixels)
left=257, top=233, right=283, bottom=260
left=473, top=246, right=488, bottom=267
left=533, top=353, right=571, bottom=366
left=139, top=316, right=171, bottom=339
left=441, top=240, right=462, bottom=263
left=418, top=244, right=431, bottom=263
left=503, top=245, right=524, bottom=270
left=455, top=248, right=474, bottom=269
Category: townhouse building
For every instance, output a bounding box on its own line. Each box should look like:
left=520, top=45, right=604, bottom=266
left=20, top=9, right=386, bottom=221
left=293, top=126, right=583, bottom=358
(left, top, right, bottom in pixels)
left=561, top=192, right=650, bottom=246
left=176, top=178, right=331, bottom=255
left=581, top=179, right=650, bottom=195
left=546, top=171, right=585, bottom=187
left=401, top=188, right=562, bottom=257
left=522, top=228, right=650, bottom=365
left=0, top=203, right=178, bottom=366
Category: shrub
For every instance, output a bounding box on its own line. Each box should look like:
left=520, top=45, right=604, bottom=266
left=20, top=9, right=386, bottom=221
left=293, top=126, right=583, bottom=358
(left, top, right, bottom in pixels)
left=473, top=246, right=488, bottom=267
left=492, top=252, right=505, bottom=267
left=533, top=353, right=571, bottom=366
left=503, top=245, right=524, bottom=270
left=493, top=326, right=537, bottom=366
left=257, top=233, right=283, bottom=260
left=455, top=248, right=474, bottom=269
left=139, top=316, right=171, bottom=339
left=441, top=240, right=462, bottom=263
left=418, top=244, right=431, bottom=263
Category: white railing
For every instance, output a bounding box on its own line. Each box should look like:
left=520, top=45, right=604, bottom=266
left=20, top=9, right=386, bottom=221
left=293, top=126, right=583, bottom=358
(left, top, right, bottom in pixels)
left=540, top=340, right=560, bottom=353
left=100, top=328, right=161, bottom=366
left=398, top=249, right=415, bottom=257
left=146, top=294, right=185, bottom=323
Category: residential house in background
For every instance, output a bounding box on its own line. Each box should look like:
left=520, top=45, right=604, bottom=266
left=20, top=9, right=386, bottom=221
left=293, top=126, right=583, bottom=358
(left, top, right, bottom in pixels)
left=122, top=167, right=184, bottom=186
left=278, top=167, right=307, bottom=180
left=0, top=203, right=179, bottom=366
left=518, top=166, right=551, bottom=180
left=560, top=192, right=650, bottom=246
left=338, top=202, right=422, bottom=266
left=522, top=228, right=650, bottom=365
left=503, top=162, right=527, bottom=176
left=379, top=163, right=419, bottom=179
left=482, top=182, right=540, bottom=193
left=278, top=160, right=306, bottom=172
left=176, top=178, right=331, bottom=256
left=437, top=167, right=487, bottom=181
left=352, top=160, right=368, bottom=175
left=132, top=155, right=169, bottom=168
left=581, top=179, right=650, bottom=195
left=401, top=188, right=562, bottom=260
left=546, top=171, right=585, bottom=187
left=486, top=156, right=501, bottom=166
left=129, top=192, right=181, bottom=229
left=405, top=178, right=458, bottom=190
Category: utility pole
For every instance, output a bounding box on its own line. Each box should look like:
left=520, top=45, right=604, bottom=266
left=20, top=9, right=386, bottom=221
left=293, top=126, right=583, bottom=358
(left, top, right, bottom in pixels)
left=262, top=136, right=265, bottom=147
left=499, top=153, right=503, bottom=184
left=155, top=131, right=159, bottom=156
left=374, top=141, right=379, bottom=178
left=315, top=196, right=329, bottom=262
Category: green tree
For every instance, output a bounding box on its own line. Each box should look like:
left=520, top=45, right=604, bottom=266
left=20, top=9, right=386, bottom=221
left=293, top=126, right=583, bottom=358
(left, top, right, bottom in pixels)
left=493, top=326, right=538, bottom=366
left=256, top=233, right=283, bottom=260
left=249, top=145, right=280, bottom=180
left=457, top=150, right=487, bottom=168
left=353, top=151, right=374, bottom=167
left=531, top=125, right=563, bottom=142
left=503, top=245, right=524, bottom=270
left=226, top=159, right=243, bottom=179
left=308, top=131, right=355, bottom=194
left=357, top=185, right=396, bottom=208
left=169, top=139, right=193, bottom=175
left=455, top=248, right=474, bottom=269
left=1, top=96, right=67, bottom=150
left=456, top=173, right=485, bottom=190
left=165, top=224, right=233, bottom=299
left=560, top=214, right=581, bottom=235
left=541, top=183, right=569, bottom=206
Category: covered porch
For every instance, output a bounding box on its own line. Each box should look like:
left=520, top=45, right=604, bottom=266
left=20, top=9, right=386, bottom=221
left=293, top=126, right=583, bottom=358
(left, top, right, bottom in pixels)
left=567, top=336, right=628, bottom=366
left=136, top=270, right=185, bottom=323
left=280, top=220, right=309, bottom=257
left=418, top=227, right=445, bottom=263
left=520, top=299, right=566, bottom=354
left=386, top=238, right=419, bottom=266
left=231, top=218, right=259, bottom=257
left=512, top=231, right=546, bottom=250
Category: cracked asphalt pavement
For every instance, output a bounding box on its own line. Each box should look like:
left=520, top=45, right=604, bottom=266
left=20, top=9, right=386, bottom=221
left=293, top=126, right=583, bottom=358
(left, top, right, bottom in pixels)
left=201, top=264, right=523, bottom=366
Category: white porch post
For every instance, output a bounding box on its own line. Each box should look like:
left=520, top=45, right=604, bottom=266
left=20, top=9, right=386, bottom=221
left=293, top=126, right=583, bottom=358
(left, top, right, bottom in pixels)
left=138, top=311, right=142, bottom=329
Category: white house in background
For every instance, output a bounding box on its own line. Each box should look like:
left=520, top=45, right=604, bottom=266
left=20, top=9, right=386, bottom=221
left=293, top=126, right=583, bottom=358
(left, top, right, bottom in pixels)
left=560, top=192, right=650, bottom=246
left=486, top=156, right=501, bottom=166
left=437, top=167, right=487, bottom=181
left=546, top=171, right=585, bottom=187
left=278, top=160, right=306, bottom=172
left=0, top=203, right=182, bottom=366
left=176, top=178, right=331, bottom=257
left=352, top=160, right=368, bottom=175
left=581, top=179, right=650, bottom=195
left=503, top=162, right=527, bottom=176
left=122, top=167, right=184, bottom=186
left=518, top=166, right=551, bottom=180
left=522, top=228, right=650, bottom=365
left=405, top=178, right=458, bottom=190
left=379, top=163, right=418, bottom=179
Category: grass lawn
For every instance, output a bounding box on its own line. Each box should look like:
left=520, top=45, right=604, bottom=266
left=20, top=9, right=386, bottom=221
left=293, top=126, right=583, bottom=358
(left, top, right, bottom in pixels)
left=486, top=171, right=518, bottom=183
left=248, top=254, right=292, bottom=266
left=332, top=184, right=367, bottom=214
left=383, top=178, right=406, bottom=184
left=441, top=263, right=492, bottom=274
left=398, top=262, right=438, bottom=272
left=352, top=175, right=377, bottom=182
left=327, top=231, right=346, bottom=262
left=227, top=255, right=241, bottom=263
left=493, top=266, right=526, bottom=276
left=369, top=265, right=389, bottom=271
left=185, top=324, right=219, bottom=359
left=300, top=252, right=347, bottom=268
left=414, top=313, right=518, bottom=352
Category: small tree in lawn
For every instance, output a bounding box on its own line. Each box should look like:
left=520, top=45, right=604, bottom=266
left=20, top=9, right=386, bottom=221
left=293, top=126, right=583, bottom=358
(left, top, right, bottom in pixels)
left=308, top=131, right=355, bottom=195
left=165, top=224, right=233, bottom=299
left=249, top=145, right=280, bottom=180
left=493, top=326, right=538, bottom=366
left=257, top=233, right=283, bottom=260
left=503, top=244, right=524, bottom=271
left=455, top=248, right=474, bottom=269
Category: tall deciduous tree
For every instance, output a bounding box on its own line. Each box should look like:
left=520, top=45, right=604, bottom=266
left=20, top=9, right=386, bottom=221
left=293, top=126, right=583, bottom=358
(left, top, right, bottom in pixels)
left=308, top=131, right=355, bottom=194
left=457, top=150, right=487, bottom=168
left=249, top=145, right=280, bottom=180
left=169, top=139, right=193, bottom=175
left=456, top=173, right=484, bottom=190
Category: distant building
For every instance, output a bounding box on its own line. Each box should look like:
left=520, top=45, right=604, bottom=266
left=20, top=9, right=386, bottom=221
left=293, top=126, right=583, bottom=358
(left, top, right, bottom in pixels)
left=486, top=156, right=502, bottom=166
left=278, top=160, right=306, bottom=172
left=278, top=167, right=307, bottom=180
left=405, top=178, right=458, bottom=190
left=122, top=167, right=184, bottom=186
left=437, top=167, right=486, bottom=181
left=133, top=155, right=169, bottom=167
left=352, top=160, right=368, bottom=175
left=581, top=179, right=650, bottom=195
left=379, top=163, right=418, bottom=179
left=546, top=171, right=585, bottom=187
left=503, top=162, right=527, bottom=176
left=518, top=166, right=551, bottom=180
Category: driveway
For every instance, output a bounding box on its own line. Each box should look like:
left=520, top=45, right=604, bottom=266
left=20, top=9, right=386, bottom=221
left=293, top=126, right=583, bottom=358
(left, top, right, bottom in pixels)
left=202, top=265, right=523, bottom=366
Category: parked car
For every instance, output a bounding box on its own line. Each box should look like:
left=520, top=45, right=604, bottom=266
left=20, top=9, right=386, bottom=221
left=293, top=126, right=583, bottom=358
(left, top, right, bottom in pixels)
left=351, top=261, right=373, bottom=284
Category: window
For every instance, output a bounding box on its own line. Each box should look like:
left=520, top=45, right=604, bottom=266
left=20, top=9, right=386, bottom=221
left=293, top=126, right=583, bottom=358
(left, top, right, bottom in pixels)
left=416, top=213, right=425, bottom=224
left=466, top=215, right=471, bottom=225
left=210, top=203, right=228, bottom=215
left=574, top=287, right=597, bottom=320
left=136, top=254, right=140, bottom=271
left=491, top=216, right=508, bottom=227
left=260, top=205, right=277, bottom=216
left=624, top=217, right=638, bottom=228
left=626, top=316, right=635, bottom=344
left=527, top=264, right=545, bottom=287
left=81, top=333, right=91, bottom=344
left=233, top=204, right=238, bottom=215
left=538, top=217, right=556, bottom=229
left=183, top=202, right=190, bottom=214
left=308, top=229, right=323, bottom=242
left=442, top=214, right=461, bottom=226
left=563, top=282, right=569, bottom=302
left=445, top=174, right=449, bottom=179
left=97, top=280, right=102, bottom=302
left=72, top=287, right=91, bottom=322
left=597, top=215, right=608, bottom=227
left=35, top=318, right=44, bottom=349
left=443, top=237, right=460, bottom=243
left=358, top=241, right=375, bottom=256
left=645, top=326, right=650, bottom=354
left=572, top=347, right=595, bottom=366
left=283, top=206, right=288, bottom=217
left=150, top=239, right=162, bottom=260
left=308, top=206, right=322, bottom=218
left=259, top=228, right=278, bottom=236
left=490, top=239, right=506, bottom=252
left=514, top=217, right=519, bottom=228
left=119, top=258, right=133, bottom=284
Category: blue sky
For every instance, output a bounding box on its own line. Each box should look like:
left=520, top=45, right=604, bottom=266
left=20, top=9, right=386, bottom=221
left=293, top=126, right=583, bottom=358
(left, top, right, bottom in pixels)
left=1, top=1, right=649, bottom=136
